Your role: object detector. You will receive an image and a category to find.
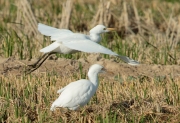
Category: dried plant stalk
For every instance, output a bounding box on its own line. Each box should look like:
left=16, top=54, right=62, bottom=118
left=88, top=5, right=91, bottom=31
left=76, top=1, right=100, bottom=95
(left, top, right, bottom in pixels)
left=60, top=0, right=73, bottom=29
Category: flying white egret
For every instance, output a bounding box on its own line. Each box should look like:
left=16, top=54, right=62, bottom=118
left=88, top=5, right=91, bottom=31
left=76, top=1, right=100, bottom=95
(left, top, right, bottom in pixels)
left=26, top=23, right=139, bottom=74
left=50, top=64, right=104, bottom=111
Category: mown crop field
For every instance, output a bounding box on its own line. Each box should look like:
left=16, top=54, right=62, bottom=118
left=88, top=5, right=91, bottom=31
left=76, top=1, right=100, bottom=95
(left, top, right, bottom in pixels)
left=0, top=0, right=180, bottom=122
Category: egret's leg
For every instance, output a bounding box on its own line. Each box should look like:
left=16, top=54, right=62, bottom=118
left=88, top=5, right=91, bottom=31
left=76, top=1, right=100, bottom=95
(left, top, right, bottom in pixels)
left=25, top=52, right=55, bottom=75
left=28, top=53, right=48, bottom=67
left=24, top=53, right=48, bottom=74
left=24, top=53, right=49, bottom=73
left=34, top=52, right=54, bottom=70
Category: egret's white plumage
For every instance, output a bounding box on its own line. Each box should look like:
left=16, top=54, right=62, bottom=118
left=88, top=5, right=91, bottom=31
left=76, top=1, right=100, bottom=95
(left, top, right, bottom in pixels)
left=50, top=64, right=104, bottom=111
left=38, top=23, right=139, bottom=65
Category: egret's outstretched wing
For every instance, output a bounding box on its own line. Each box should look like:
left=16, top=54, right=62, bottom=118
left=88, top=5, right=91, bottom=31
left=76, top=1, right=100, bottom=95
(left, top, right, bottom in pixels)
left=38, top=23, right=73, bottom=41
left=62, top=39, right=139, bottom=65
left=62, top=39, right=118, bottom=55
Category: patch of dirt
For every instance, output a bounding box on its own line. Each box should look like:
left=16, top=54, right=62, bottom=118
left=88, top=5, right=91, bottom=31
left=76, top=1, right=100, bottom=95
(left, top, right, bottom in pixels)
left=0, top=54, right=180, bottom=81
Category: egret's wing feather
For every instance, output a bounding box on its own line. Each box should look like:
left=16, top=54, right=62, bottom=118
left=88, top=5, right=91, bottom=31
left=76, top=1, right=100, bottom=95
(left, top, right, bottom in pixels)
left=40, top=42, right=60, bottom=53
left=38, top=23, right=73, bottom=41
left=63, top=39, right=139, bottom=65
left=55, top=33, right=89, bottom=43
left=117, top=55, right=140, bottom=65
left=56, top=81, right=75, bottom=94
left=54, top=80, right=93, bottom=108
left=62, top=39, right=118, bottom=55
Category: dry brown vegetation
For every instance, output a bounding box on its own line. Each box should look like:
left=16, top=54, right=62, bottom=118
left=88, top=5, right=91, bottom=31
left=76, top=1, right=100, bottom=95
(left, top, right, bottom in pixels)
left=0, top=0, right=180, bottom=122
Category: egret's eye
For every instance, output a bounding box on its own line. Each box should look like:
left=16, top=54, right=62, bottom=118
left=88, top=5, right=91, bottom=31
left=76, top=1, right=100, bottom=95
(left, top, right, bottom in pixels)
left=103, top=28, right=106, bottom=30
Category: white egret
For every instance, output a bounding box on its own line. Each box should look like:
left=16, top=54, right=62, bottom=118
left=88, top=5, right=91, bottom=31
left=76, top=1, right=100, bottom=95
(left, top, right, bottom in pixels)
left=50, top=64, right=104, bottom=111
left=26, top=23, right=139, bottom=74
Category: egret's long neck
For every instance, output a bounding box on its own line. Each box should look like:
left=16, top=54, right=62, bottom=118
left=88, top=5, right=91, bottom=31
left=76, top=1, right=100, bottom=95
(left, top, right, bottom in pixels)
left=88, top=72, right=99, bottom=87
left=89, top=33, right=101, bottom=43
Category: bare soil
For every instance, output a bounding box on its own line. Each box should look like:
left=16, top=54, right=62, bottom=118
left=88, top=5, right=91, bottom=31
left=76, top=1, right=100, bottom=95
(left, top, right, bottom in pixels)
left=0, top=54, right=180, bottom=81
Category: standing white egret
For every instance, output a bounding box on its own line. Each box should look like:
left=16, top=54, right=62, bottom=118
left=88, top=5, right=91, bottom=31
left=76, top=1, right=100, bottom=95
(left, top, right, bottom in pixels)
left=50, top=64, right=104, bottom=111
left=26, top=23, right=139, bottom=74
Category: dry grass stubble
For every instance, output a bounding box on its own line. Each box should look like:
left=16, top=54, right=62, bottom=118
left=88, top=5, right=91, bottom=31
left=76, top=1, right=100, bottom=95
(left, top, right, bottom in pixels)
left=0, top=65, right=180, bottom=122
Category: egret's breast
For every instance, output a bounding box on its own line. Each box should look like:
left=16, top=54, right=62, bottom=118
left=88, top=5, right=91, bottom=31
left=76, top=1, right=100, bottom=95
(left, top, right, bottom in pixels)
left=89, top=34, right=101, bottom=43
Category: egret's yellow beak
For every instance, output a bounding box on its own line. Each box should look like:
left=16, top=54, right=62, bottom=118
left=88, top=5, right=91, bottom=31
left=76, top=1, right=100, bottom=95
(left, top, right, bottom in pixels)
left=106, top=28, right=116, bottom=31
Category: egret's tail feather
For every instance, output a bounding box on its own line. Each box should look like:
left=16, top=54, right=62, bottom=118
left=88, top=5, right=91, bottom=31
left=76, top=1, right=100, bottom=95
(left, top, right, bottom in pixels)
left=50, top=104, right=56, bottom=111
left=117, top=55, right=140, bottom=65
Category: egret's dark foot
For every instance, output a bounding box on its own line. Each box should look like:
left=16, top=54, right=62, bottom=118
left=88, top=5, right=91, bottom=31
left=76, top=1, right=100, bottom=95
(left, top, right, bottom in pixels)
left=24, top=65, right=37, bottom=75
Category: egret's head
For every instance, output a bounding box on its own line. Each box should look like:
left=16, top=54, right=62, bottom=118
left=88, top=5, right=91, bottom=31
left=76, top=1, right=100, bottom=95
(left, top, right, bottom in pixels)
left=89, top=25, right=116, bottom=34
left=88, top=64, right=105, bottom=75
